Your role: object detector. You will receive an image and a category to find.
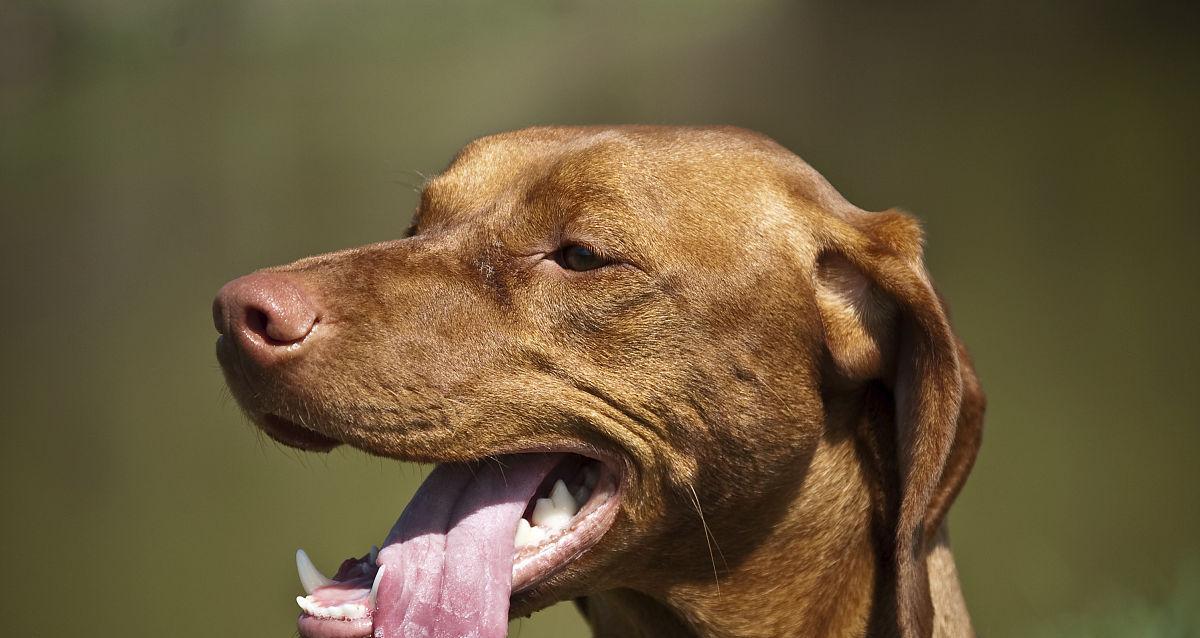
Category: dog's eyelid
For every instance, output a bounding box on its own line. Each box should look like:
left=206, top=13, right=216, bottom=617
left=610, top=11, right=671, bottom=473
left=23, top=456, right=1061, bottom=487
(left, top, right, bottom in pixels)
left=556, top=244, right=653, bottom=276
left=549, top=243, right=614, bottom=272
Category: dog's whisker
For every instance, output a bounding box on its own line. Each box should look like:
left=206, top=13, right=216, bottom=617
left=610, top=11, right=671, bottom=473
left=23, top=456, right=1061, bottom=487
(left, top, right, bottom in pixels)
left=488, top=456, right=510, bottom=489
left=688, top=483, right=723, bottom=596
left=753, top=372, right=796, bottom=421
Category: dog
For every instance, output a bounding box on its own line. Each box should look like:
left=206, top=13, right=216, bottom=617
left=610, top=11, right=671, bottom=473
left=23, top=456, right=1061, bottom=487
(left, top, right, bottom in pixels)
left=213, top=125, right=985, bottom=638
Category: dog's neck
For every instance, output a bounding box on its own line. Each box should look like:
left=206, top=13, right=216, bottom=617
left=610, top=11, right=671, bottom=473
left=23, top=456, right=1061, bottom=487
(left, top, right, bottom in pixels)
left=582, top=436, right=972, bottom=637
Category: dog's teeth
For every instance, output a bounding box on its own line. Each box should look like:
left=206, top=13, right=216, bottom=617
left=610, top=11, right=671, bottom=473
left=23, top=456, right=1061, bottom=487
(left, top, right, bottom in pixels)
left=296, top=549, right=334, bottom=594
left=531, top=497, right=573, bottom=530
left=369, top=565, right=386, bottom=606
left=550, top=479, right=580, bottom=512
left=514, top=517, right=546, bottom=548
left=296, top=595, right=323, bottom=616
left=515, top=517, right=532, bottom=545
left=521, top=480, right=586, bottom=543
left=297, top=595, right=370, bottom=620
left=530, top=497, right=556, bottom=526
left=368, top=545, right=379, bottom=564
left=341, top=603, right=368, bottom=619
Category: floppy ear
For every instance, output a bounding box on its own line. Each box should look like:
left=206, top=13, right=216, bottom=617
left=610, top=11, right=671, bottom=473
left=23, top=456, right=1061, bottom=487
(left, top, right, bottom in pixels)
left=814, top=209, right=985, bottom=638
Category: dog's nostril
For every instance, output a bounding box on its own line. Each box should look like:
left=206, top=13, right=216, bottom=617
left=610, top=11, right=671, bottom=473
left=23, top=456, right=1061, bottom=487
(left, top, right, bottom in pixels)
left=243, top=301, right=317, bottom=346
left=244, top=307, right=267, bottom=334
left=214, top=272, right=321, bottom=360
left=246, top=305, right=316, bottom=345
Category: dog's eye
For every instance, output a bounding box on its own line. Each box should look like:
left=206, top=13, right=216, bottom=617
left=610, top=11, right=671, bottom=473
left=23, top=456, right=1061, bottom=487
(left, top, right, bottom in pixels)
left=558, top=245, right=610, bottom=272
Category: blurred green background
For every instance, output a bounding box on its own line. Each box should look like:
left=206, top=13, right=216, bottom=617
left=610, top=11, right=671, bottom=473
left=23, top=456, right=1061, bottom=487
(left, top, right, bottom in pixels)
left=2, top=2, right=1198, bottom=636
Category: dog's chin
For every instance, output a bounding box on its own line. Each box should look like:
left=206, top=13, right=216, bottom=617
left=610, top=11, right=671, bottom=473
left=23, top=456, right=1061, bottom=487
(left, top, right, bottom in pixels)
left=255, top=413, right=342, bottom=451
left=252, top=411, right=623, bottom=638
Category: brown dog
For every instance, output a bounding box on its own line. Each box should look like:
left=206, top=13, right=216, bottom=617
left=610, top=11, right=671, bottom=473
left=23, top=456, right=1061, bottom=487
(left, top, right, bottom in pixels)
left=213, top=126, right=984, bottom=638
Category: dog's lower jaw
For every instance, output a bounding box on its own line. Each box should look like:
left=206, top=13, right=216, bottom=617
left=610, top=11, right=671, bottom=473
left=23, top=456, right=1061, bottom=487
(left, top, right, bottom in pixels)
left=581, top=532, right=878, bottom=638
left=680, top=538, right=876, bottom=638
left=584, top=543, right=973, bottom=638
left=584, top=437, right=882, bottom=638
left=580, top=479, right=974, bottom=638
left=581, top=590, right=698, bottom=638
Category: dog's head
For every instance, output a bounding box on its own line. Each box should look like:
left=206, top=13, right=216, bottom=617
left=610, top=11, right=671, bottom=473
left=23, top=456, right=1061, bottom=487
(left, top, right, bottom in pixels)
left=214, top=126, right=983, bottom=638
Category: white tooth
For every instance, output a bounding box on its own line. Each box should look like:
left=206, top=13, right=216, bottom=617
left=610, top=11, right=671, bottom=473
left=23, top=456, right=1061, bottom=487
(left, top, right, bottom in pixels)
left=296, top=549, right=334, bottom=595
left=531, top=497, right=572, bottom=531
left=342, top=603, right=368, bottom=620
left=369, top=565, right=386, bottom=606
left=550, top=479, right=580, bottom=514
left=369, top=545, right=379, bottom=564
left=514, top=518, right=532, bottom=547
left=515, top=518, right=548, bottom=548
left=296, top=595, right=323, bottom=617
left=530, top=498, right=554, bottom=525
left=515, top=518, right=549, bottom=548
left=573, top=486, right=591, bottom=505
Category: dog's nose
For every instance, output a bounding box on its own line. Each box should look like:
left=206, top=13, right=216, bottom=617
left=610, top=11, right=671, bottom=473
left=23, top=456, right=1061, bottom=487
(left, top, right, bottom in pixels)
left=213, top=273, right=320, bottom=363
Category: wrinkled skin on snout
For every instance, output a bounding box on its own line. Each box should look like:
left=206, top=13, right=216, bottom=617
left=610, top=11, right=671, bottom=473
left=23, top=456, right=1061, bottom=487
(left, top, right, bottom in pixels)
left=215, top=126, right=984, bottom=638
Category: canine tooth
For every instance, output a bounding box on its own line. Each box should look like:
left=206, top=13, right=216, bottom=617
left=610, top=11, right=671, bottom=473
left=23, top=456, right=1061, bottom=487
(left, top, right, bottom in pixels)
left=369, top=565, right=386, bottom=606
left=296, top=549, right=334, bottom=594
left=531, top=497, right=572, bottom=530
left=369, top=545, right=379, bottom=564
left=550, top=479, right=580, bottom=513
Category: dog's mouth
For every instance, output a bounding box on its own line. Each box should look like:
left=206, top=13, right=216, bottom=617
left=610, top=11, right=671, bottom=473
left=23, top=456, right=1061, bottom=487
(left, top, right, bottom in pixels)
left=264, top=410, right=622, bottom=638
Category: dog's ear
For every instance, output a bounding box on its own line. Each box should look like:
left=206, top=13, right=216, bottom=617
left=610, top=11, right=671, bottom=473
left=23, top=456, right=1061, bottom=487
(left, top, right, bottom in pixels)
left=814, top=209, right=985, bottom=638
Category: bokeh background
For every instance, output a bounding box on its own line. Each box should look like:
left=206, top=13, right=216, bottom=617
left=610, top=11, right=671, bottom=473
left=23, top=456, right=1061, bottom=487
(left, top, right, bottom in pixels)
left=2, top=2, right=1198, bottom=636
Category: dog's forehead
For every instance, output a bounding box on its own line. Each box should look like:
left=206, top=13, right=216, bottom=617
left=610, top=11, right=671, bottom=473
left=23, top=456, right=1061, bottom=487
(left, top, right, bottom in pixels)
left=428, top=131, right=638, bottom=217
left=417, top=127, right=812, bottom=231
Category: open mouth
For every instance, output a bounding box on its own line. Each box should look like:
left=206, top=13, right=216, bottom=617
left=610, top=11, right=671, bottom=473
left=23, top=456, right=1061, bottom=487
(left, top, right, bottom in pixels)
left=292, top=451, right=622, bottom=638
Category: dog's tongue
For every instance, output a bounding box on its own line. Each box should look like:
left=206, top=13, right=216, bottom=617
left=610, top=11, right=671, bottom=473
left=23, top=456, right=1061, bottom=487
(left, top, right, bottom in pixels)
left=370, top=454, right=559, bottom=638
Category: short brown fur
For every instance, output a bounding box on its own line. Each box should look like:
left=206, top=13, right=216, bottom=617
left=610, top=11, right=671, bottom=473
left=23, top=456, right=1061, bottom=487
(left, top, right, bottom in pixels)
left=218, top=126, right=984, bottom=637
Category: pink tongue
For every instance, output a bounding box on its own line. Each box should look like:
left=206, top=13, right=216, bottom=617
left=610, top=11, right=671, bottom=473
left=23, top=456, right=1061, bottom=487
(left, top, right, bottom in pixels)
left=371, top=454, right=560, bottom=638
